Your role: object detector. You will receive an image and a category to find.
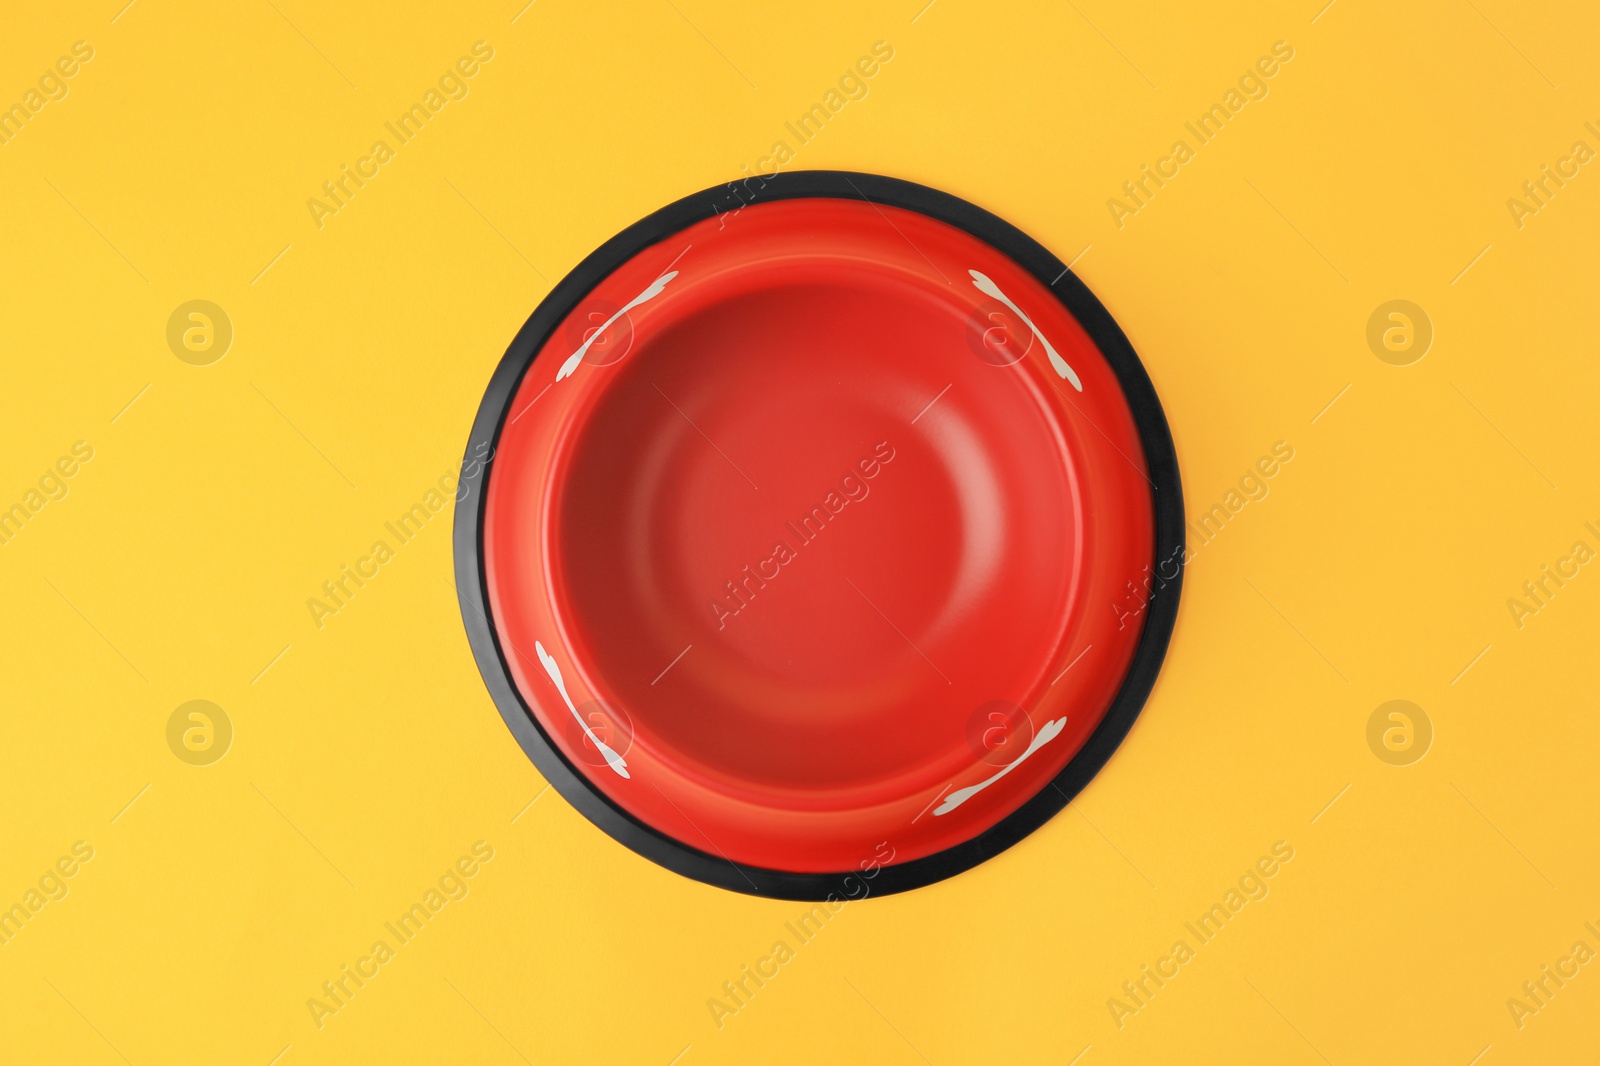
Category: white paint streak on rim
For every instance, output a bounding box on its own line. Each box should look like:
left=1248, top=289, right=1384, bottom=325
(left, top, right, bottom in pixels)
left=535, top=640, right=630, bottom=778
left=934, top=716, right=1067, bottom=815
left=555, top=271, right=679, bottom=382
left=968, top=269, right=1083, bottom=390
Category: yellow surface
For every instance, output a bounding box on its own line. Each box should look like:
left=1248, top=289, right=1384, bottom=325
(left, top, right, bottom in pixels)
left=3, top=1, right=1598, bottom=1062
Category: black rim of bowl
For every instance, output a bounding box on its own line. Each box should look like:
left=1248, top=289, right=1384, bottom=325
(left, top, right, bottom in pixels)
left=451, top=170, right=1185, bottom=900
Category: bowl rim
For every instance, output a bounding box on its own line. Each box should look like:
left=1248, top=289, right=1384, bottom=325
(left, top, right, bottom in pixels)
left=452, top=170, right=1185, bottom=900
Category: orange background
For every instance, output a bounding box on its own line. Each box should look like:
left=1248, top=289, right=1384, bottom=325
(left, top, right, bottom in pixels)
left=2, top=1, right=1598, bottom=1063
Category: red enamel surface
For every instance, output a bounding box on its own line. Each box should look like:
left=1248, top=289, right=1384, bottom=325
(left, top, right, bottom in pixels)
left=483, top=197, right=1153, bottom=873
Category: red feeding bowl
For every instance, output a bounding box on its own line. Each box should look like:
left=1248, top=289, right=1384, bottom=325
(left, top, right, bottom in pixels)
left=454, top=172, right=1182, bottom=899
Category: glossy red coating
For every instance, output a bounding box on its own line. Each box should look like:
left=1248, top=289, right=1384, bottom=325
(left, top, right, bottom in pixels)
left=483, top=197, right=1153, bottom=873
